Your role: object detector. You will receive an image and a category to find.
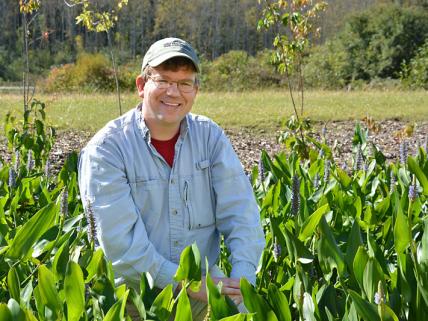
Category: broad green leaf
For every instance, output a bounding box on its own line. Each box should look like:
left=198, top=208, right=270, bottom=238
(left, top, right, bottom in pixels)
left=353, top=247, right=369, bottom=295
left=150, top=284, right=174, bottom=321
left=345, top=220, right=363, bottom=270
left=65, top=261, right=85, bottom=321
left=174, top=243, right=201, bottom=292
left=52, top=239, right=70, bottom=281
left=7, top=267, right=20, bottom=302
left=317, top=217, right=346, bottom=277
left=408, top=156, right=428, bottom=195
left=129, top=288, right=147, bottom=320
left=104, top=289, right=128, bottom=321
left=241, top=278, right=278, bottom=321
left=92, top=275, right=117, bottom=314
left=267, top=284, right=291, bottom=321
left=348, top=290, right=380, bottom=321
left=85, top=248, right=105, bottom=282
left=378, top=302, right=399, bottom=321
left=37, top=265, right=62, bottom=319
left=262, top=181, right=282, bottom=214
left=24, top=309, right=39, bottom=321
left=206, top=270, right=238, bottom=320
left=394, top=207, right=410, bottom=254
left=7, top=299, right=25, bottom=321
left=103, top=299, right=123, bottom=321
left=363, top=258, right=384, bottom=303
left=174, top=289, right=192, bottom=321
left=0, top=303, right=12, bottom=321
left=335, top=167, right=352, bottom=188
left=299, top=204, right=330, bottom=241
left=6, top=203, right=57, bottom=260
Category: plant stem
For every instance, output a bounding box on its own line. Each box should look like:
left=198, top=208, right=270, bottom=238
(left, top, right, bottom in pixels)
left=107, top=30, right=122, bottom=116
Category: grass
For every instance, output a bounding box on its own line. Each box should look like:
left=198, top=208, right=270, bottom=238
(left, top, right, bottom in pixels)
left=0, top=90, right=427, bottom=134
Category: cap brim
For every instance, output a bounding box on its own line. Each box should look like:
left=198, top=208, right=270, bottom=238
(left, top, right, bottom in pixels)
left=147, top=52, right=200, bottom=72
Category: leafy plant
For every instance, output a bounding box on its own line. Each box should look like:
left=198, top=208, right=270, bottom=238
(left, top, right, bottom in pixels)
left=258, top=0, right=327, bottom=159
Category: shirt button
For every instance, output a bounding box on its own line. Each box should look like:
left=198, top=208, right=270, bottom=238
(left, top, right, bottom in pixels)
left=172, top=209, right=178, bottom=215
left=170, top=179, right=175, bottom=184
left=174, top=240, right=179, bottom=246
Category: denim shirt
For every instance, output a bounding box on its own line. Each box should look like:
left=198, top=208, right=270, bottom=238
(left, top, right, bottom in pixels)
left=78, top=105, right=265, bottom=290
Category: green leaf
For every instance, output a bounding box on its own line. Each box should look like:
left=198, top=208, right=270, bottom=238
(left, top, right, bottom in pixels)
left=65, top=261, right=85, bottom=321
left=348, top=290, right=380, bottom=321
left=103, top=298, right=124, bottom=321
left=37, top=265, right=63, bottom=319
left=150, top=284, right=174, bottom=321
left=317, top=217, right=346, bottom=277
left=378, top=302, right=399, bottom=321
left=0, top=303, right=12, bottom=321
left=6, top=203, right=57, bottom=260
left=129, top=288, right=147, bottom=320
left=267, top=284, right=291, bottom=321
left=7, top=299, right=25, bottom=321
left=7, top=267, right=20, bottom=302
left=408, top=156, right=428, bottom=195
left=345, top=220, right=363, bottom=270
left=206, top=270, right=238, bottom=320
left=363, top=258, right=384, bottom=303
left=85, top=248, right=105, bottom=282
left=335, top=167, right=352, bottom=188
left=174, top=243, right=201, bottom=292
left=174, top=289, right=192, bottom=321
left=52, top=239, right=70, bottom=281
left=394, top=207, right=410, bottom=254
left=299, top=204, right=330, bottom=241
left=353, top=247, right=369, bottom=296
left=241, top=278, right=278, bottom=321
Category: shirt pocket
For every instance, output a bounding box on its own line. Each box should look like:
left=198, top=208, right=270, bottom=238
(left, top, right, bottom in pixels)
left=183, top=160, right=215, bottom=229
left=134, top=178, right=166, bottom=229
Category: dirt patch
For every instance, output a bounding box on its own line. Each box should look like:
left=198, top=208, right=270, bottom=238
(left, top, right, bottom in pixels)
left=1, top=120, right=426, bottom=173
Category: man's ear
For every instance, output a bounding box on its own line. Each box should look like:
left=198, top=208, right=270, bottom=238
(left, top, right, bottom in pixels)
left=136, top=75, right=146, bottom=98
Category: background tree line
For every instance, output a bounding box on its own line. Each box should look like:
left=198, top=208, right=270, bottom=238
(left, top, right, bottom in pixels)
left=0, top=0, right=427, bottom=90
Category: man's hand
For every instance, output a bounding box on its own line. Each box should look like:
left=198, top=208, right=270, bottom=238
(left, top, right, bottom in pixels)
left=183, top=276, right=243, bottom=305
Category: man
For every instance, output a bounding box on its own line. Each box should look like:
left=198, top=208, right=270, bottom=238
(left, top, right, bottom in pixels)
left=78, top=37, right=265, bottom=319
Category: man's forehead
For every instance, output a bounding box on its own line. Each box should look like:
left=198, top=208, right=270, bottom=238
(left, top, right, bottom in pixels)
left=151, top=66, right=197, bottom=78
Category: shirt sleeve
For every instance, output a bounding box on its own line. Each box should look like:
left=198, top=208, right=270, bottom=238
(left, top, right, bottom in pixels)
left=209, top=128, right=266, bottom=285
left=78, top=142, right=178, bottom=290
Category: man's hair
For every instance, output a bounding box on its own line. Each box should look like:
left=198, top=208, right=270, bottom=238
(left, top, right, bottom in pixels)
left=142, top=56, right=198, bottom=83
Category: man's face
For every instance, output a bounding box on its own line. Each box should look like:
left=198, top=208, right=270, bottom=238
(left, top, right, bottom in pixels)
left=139, top=66, right=198, bottom=131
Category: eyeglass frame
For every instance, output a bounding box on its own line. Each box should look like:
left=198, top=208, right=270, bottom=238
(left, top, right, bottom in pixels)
left=146, top=74, right=198, bottom=93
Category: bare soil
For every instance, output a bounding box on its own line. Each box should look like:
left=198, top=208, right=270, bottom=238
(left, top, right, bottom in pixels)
left=1, top=120, right=427, bottom=173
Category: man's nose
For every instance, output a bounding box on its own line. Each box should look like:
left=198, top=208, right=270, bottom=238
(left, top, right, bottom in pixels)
left=166, top=82, right=180, bottom=95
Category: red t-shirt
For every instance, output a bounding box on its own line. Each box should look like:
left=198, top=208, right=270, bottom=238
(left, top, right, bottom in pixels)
left=151, top=131, right=180, bottom=167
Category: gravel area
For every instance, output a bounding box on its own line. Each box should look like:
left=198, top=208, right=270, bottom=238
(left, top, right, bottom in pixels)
left=1, top=120, right=427, bottom=173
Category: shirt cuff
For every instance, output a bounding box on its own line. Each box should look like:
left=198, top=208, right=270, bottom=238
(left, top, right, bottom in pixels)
left=230, top=261, right=257, bottom=285
left=154, top=260, right=179, bottom=289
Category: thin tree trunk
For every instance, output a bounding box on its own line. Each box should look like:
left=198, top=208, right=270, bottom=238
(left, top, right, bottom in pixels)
left=107, top=31, right=122, bottom=116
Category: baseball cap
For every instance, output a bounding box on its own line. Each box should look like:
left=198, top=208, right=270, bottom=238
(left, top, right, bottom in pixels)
left=142, top=37, right=200, bottom=73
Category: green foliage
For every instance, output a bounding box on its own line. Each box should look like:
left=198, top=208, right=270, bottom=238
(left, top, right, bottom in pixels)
left=202, top=50, right=280, bottom=91
left=44, top=52, right=116, bottom=92
left=305, top=4, right=428, bottom=88
left=1, top=97, right=428, bottom=319
left=249, top=125, right=428, bottom=320
left=401, top=39, right=428, bottom=89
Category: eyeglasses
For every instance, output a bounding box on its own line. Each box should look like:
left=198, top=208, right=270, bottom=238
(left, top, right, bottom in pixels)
left=147, top=75, right=196, bottom=93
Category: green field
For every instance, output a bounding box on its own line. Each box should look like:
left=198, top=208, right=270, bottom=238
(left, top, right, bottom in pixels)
left=1, top=90, right=427, bottom=133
